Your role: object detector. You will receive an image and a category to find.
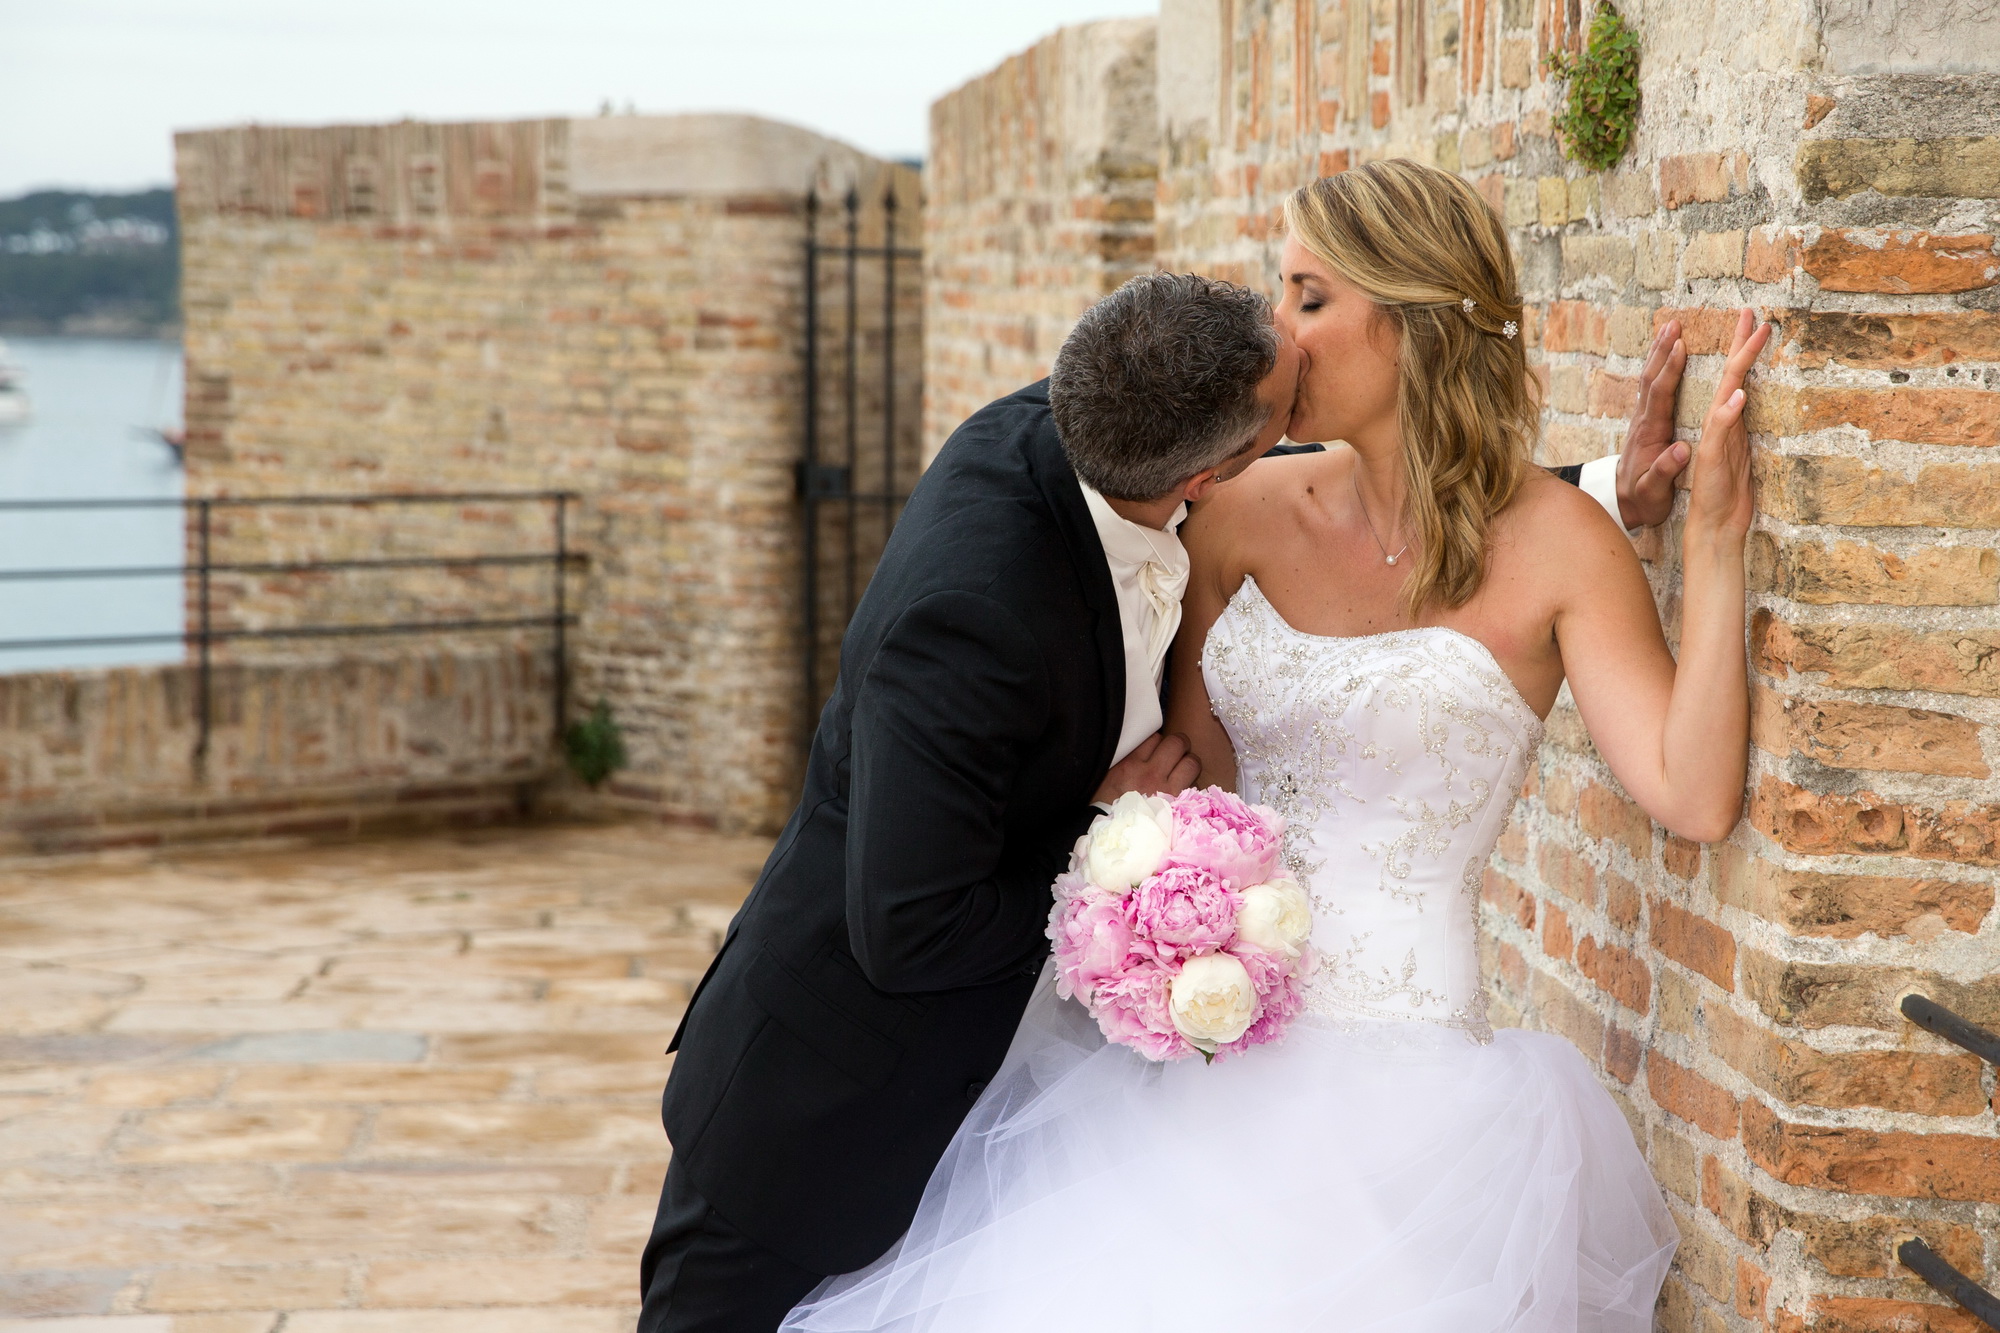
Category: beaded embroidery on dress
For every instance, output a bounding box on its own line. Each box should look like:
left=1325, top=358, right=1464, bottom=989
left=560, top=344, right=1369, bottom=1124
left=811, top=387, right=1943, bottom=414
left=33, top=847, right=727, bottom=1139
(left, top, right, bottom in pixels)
left=784, top=577, right=1677, bottom=1333
left=1205, top=574, right=1544, bottom=1042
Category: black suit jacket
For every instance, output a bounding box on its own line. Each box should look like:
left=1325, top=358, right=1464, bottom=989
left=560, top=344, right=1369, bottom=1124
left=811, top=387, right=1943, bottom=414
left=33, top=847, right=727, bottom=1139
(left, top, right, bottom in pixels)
left=661, top=379, right=1122, bottom=1275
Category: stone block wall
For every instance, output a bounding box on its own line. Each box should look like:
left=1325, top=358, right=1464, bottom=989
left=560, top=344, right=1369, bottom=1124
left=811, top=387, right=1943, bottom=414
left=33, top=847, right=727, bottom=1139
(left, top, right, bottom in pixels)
left=173, top=115, right=916, bottom=833
left=924, top=19, right=1159, bottom=455
left=937, top=4, right=1998, bottom=1328
left=0, top=648, right=550, bottom=855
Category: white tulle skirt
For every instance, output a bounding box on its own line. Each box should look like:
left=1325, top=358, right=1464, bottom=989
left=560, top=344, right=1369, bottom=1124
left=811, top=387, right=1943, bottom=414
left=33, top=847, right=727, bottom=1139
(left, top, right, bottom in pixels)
left=783, top=969, right=1676, bottom=1333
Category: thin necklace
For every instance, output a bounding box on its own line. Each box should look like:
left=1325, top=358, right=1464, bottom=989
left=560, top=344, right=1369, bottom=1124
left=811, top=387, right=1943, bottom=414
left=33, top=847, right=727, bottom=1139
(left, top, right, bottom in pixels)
left=1352, top=471, right=1410, bottom=566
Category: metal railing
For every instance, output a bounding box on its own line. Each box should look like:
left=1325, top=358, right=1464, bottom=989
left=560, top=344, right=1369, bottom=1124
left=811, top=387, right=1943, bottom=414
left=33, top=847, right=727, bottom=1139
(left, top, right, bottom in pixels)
left=0, top=491, right=580, bottom=770
left=1895, top=993, right=2000, bottom=1330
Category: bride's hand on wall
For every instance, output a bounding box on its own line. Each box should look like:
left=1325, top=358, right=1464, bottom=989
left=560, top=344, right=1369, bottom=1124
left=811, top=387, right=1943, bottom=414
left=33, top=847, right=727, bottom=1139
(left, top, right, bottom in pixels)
left=1684, top=309, right=1770, bottom=548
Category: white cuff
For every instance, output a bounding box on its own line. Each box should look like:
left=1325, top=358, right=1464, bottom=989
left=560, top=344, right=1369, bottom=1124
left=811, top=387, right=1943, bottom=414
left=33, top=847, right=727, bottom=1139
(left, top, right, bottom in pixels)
left=1578, top=455, right=1634, bottom=537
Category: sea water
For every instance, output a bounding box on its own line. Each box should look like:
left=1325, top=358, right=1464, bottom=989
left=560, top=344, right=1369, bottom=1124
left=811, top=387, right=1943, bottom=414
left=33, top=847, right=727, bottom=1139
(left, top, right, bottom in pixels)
left=0, top=336, right=186, bottom=672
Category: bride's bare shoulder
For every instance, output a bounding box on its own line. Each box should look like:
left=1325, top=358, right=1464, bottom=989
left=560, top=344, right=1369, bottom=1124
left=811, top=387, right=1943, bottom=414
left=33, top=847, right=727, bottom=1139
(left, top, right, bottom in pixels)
left=1496, top=464, right=1636, bottom=574
left=1185, top=446, right=1344, bottom=552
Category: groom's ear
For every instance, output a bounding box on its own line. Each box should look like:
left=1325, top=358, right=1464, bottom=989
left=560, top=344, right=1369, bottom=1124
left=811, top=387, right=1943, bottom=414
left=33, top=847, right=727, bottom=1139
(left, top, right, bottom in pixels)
left=1178, top=436, right=1270, bottom=504
left=1180, top=470, right=1226, bottom=504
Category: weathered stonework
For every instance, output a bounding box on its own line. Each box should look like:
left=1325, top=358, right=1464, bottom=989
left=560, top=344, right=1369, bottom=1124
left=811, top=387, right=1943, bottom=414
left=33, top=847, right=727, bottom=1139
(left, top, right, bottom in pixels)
left=924, top=19, right=1160, bottom=457
left=935, top=6, right=1999, bottom=1328
left=169, top=114, right=916, bottom=834
left=0, top=648, right=550, bottom=854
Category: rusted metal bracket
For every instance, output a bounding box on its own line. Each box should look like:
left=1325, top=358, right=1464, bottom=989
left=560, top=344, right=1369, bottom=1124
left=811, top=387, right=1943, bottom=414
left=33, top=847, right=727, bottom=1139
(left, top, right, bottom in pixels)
left=1901, top=993, right=2000, bottom=1065
left=1893, top=995, right=2000, bottom=1330
left=1899, top=1240, right=2000, bottom=1331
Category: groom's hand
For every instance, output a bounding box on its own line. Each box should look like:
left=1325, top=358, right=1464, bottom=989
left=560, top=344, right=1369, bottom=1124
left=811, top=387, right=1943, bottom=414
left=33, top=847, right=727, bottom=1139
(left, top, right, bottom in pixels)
left=1093, top=732, right=1200, bottom=805
left=1615, top=319, right=1693, bottom=529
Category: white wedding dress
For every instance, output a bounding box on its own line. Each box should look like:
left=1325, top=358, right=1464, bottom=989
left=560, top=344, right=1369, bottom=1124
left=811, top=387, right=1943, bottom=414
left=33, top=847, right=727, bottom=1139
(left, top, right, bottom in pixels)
left=783, top=575, right=1676, bottom=1332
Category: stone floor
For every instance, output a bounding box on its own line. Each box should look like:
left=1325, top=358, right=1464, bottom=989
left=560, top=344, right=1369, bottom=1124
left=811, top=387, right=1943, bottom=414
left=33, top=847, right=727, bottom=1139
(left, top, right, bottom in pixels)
left=0, top=821, right=773, bottom=1331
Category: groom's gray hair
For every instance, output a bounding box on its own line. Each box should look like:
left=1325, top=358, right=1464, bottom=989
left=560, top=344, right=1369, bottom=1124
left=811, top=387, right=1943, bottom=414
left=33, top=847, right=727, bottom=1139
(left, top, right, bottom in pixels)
left=1049, top=273, right=1279, bottom=502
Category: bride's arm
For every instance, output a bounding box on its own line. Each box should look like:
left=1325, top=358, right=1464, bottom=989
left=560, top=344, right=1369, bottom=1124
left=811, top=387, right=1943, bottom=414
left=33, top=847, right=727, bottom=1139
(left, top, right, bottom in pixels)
left=1165, top=500, right=1242, bottom=791
left=1554, top=310, right=1769, bottom=842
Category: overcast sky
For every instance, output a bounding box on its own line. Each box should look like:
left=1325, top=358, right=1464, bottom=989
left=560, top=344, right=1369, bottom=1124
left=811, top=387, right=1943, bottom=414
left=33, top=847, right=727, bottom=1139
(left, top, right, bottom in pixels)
left=0, top=0, right=1156, bottom=197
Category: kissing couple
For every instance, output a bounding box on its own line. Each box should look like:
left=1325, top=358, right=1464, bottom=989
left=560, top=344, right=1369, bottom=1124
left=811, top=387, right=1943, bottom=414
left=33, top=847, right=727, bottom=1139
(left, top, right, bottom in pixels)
left=642, top=159, right=1769, bottom=1332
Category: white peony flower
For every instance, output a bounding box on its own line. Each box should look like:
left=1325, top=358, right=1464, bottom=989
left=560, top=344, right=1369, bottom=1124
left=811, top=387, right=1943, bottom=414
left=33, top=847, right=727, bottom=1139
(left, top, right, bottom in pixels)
left=1169, top=952, right=1258, bottom=1051
left=1084, top=791, right=1171, bottom=892
left=1235, top=878, right=1312, bottom=958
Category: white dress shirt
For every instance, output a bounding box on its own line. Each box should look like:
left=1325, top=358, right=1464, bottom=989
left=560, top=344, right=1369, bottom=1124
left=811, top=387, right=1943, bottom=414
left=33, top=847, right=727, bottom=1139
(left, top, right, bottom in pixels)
left=1577, top=454, right=1628, bottom=531
left=1080, top=484, right=1190, bottom=765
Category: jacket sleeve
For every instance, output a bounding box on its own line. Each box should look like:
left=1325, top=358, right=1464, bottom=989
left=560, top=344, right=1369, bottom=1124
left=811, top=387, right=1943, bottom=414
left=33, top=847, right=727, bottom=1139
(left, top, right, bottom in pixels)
left=845, top=588, right=1085, bottom=993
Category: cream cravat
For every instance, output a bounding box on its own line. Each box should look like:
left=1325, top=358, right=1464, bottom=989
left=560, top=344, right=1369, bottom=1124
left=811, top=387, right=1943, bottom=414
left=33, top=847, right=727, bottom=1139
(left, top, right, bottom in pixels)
left=1080, top=485, right=1192, bottom=764
left=1132, top=537, right=1189, bottom=682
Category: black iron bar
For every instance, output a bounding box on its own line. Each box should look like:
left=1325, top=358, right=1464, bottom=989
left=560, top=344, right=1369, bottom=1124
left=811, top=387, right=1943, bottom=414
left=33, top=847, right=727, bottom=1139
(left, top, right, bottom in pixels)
left=0, top=564, right=189, bottom=581
left=1899, top=1239, right=2000, bottom=1330
left=180, top=615, right=580, bottom=642
left=3, top=489, right=579, bottom=775
left=553, top=494, right=569, bottom=744
left=882, top=183, right=897, bottom=562
left=805, top=245, right=921, bottom=260
left=802, top=188, right=821, bottom=724
left=0, top=553, right=571, bottom=582
left=0, top=490, right=578, bottom=512
left=0, top=615, right=578, bottom=654
left=843, top=186, right=860, bottom=622
left=1901, top=993, right=2000, bottom=1065
left=195, top=499, right=212, bottom=773
left=0, top=631, right=195, bottom=650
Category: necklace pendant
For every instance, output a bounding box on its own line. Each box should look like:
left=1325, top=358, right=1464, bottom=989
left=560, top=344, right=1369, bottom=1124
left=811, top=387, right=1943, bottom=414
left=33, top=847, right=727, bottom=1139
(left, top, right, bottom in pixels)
left=1386, top=554, right=1397, bottom=565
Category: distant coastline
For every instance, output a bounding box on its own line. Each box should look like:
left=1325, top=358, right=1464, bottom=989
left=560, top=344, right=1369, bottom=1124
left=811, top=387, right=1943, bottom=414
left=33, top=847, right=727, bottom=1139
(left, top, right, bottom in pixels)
left=0, top=319, right=181, bottom=340
left=0, top=188, right=179, bottom=340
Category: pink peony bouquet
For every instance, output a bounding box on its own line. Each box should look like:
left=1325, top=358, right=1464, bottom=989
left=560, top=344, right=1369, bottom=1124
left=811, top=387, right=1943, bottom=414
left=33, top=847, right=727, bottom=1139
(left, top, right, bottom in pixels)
left=1046, top=787, right=1313, bottom=1062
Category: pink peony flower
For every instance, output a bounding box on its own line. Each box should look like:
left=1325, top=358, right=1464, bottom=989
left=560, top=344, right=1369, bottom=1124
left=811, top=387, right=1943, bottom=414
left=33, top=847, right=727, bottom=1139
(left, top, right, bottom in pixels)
left=1166, top=788, right=1285, bottom=890
left=1049, top=891, right=1136, bottom=1004
left=1090, top=962, right=1191, bottom=1062
left=1123, top=863, right=1239, bottom=957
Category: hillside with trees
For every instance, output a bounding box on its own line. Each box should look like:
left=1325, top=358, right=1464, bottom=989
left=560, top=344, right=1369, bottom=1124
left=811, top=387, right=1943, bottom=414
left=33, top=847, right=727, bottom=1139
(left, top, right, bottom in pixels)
left=0, top=188, right=178, bottom=337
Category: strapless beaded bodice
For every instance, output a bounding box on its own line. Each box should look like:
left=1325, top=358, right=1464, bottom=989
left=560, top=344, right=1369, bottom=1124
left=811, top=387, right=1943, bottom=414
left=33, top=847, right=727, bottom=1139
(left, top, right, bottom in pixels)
left=1202, top=576, right=1543, bottom=1042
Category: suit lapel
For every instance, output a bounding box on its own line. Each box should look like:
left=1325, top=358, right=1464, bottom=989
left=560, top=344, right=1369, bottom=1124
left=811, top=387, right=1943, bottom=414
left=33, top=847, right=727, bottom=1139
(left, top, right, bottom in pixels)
left=1024, top=401, right=1126, bottom=780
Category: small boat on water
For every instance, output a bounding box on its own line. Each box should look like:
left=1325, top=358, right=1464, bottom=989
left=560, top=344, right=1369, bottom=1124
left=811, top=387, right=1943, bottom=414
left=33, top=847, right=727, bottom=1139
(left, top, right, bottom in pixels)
left=0, top=341, right=30, bottom=424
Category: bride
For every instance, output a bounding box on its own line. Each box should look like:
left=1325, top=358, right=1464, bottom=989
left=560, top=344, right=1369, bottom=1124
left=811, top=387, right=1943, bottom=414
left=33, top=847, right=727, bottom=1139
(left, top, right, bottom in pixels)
left=783, top=159, right=1766, bottom=1332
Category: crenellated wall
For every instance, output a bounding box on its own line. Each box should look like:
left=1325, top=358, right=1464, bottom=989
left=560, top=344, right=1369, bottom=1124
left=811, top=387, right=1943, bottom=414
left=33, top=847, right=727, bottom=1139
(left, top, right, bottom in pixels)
left=928, top=5, right=1999, bottom=1328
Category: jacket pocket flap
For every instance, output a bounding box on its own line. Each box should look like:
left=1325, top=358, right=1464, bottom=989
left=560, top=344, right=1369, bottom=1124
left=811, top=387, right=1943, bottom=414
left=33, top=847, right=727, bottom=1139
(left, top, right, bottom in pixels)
left=745, top=946, right=903, bottom=1090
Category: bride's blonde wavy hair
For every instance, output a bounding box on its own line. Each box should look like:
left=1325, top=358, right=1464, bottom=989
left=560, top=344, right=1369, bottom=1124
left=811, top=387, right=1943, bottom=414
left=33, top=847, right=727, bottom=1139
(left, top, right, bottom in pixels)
left=1283, top=159, right=1538, bottom=616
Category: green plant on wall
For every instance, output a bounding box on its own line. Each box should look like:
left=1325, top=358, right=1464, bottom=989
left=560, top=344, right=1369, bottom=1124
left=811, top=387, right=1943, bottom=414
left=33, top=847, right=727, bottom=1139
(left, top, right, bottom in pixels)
left=1542, top=3, right=1640, bottom=172
left=564, top=699, right=628, bottom=790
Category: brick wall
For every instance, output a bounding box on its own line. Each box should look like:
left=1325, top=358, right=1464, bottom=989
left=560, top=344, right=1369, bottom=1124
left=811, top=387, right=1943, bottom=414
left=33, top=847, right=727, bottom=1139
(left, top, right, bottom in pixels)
left=175, top=115, right=917, bottom=833
left=938, top=3, right=1998, bottom=1328
left=0, top=647, right=550, bottom=855
left=924, top=19, right=1158, bottom=456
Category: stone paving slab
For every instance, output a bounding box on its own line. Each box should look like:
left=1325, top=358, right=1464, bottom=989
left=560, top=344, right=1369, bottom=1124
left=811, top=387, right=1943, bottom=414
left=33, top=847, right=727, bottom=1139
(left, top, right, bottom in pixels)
left=0, top=822, right=770, bottom=1326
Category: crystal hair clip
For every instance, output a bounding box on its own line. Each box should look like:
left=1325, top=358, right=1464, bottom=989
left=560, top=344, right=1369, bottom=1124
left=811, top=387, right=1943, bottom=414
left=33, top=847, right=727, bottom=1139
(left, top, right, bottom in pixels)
left=1460, top=297, right=1518, bottom=339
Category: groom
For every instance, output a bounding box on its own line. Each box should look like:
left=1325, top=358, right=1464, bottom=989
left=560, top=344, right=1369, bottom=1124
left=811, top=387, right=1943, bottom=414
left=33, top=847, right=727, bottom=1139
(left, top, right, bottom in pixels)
left=639, top=273, right=1688, bottom=1332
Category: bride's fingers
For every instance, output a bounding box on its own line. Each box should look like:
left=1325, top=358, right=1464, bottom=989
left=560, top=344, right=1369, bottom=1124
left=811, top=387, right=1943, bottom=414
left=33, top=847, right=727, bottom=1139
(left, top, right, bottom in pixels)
left=1711, top=391, right=1748, bottom=448
left=1727, top=307, right=1754, bottom=357
left=1711, top=319, right=1771, bottom=408
left=1710, top=388, right=1748, bottom=431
